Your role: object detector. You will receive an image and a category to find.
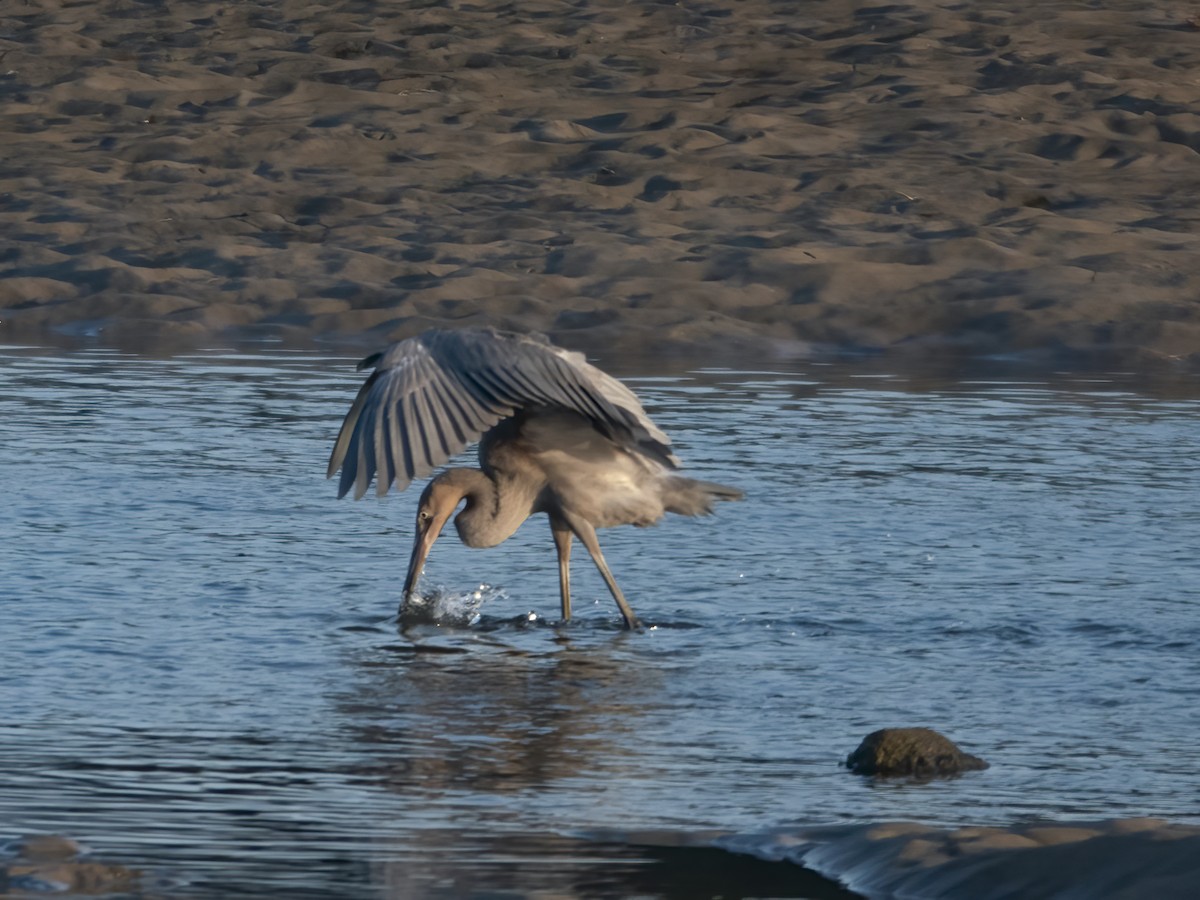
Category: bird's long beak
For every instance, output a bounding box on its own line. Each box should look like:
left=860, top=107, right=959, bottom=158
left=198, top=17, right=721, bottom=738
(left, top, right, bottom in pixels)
left=402, top=514, right=448, bottom=601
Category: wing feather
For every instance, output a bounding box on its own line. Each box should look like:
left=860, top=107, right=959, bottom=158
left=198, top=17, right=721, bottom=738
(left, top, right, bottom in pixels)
left=422, top=381, right=464, bottom=462
left=382, top=400, right=401, bottom=497
left=373, top=398, right=391, bottom=499
left=426, top=375, right=474, bottom=445
left=408, top=387, right=438, bottom=481
left=353, top=398, right=374, bottom=501
left=397, top=394, right=418, bottom=486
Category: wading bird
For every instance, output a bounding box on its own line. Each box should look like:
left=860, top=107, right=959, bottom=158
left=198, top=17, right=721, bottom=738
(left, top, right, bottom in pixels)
left=327, top=328, right=742, bottom=629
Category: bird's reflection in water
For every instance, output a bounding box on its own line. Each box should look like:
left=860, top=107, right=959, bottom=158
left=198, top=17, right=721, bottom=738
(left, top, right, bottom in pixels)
left=344, top=631, right=854, bottom=899
left=337, top=625, right=680, bottom=896
left=340, top=624, right=654, bottom=799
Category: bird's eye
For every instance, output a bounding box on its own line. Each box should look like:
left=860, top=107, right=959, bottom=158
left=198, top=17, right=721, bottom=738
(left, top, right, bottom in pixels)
left=418, top=510, right=431, bottom=522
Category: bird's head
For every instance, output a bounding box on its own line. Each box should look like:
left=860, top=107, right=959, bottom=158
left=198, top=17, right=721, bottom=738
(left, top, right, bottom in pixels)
left=402, top=472, right=471, bottom=600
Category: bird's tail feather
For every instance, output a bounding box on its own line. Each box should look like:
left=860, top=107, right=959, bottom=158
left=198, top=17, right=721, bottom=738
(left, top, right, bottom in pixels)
left=661, top=476, right=744, bottom=517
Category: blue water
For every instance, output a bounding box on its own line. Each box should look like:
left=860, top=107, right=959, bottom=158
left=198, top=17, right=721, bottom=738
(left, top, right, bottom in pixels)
left=2, top=345, right=1198, bottom=897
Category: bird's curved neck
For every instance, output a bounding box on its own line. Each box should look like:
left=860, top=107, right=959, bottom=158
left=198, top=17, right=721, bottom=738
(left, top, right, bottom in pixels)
left=445, top=467, right=538, bottom=549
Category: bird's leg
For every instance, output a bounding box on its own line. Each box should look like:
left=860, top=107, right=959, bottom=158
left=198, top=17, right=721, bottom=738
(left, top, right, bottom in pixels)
left=562, top=512, right=641, bottom=630
left=550, top=516, right=573, bottom=622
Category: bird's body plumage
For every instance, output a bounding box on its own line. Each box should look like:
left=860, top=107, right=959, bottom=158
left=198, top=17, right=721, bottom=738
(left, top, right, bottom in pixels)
left=327, top=327, right=742, bottom=628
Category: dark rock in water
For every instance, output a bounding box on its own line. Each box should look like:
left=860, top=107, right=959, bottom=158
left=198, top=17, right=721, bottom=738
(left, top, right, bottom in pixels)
left=1, top=833, right=140, bottom=895
left=845, top=727, right=989, bottom=777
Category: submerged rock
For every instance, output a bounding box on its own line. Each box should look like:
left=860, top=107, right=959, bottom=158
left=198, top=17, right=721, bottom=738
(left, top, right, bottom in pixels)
left=1, top=834, right=140, bottom=895
left=844, top=727, right=989, bottom=777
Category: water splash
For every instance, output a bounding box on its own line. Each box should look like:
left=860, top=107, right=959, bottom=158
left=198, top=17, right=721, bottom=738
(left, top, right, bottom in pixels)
left=401, top=584, right=506, bottom=627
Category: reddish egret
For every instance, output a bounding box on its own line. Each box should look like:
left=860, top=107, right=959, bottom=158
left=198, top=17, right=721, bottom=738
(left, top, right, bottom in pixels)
left=327, top=328, right=742, bottom=628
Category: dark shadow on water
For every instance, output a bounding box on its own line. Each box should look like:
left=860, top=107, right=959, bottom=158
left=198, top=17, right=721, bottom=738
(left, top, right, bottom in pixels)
left=376, top=641, right=472, bottom=655
left=397, top=612, right=707, bottom=638
left=164, top=831, right=862, bottom=899
left=398, top=610, right=625, bottom=636
left=395, top=586, right=705, bottom=638
left=612, top=840, right=862, bottom=900
left=421, top=833, right=866, bottom=900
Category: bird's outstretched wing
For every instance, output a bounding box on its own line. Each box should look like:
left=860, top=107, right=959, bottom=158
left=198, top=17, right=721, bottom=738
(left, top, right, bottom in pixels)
left=327, top=328, right=679, bottom=499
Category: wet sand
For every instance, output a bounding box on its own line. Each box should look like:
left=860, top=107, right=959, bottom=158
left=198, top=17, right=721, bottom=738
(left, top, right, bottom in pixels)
left=2, top=0, right=1199, bottom=363
left=720, top=817, right=1200, bottom=900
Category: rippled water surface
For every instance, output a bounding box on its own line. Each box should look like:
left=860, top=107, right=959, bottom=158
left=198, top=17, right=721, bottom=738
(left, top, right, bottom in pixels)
left=2, top=345, right=1199, bottom=897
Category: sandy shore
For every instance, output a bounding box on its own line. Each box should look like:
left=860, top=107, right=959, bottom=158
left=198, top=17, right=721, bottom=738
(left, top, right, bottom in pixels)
left=1, top=0, right=1199, bottom=363
left=720, top=817, right=1200, bottom=899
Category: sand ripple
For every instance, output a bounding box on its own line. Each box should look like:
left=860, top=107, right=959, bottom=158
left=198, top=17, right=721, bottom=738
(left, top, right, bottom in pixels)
left=2, top=1, right=1199, bottom=361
